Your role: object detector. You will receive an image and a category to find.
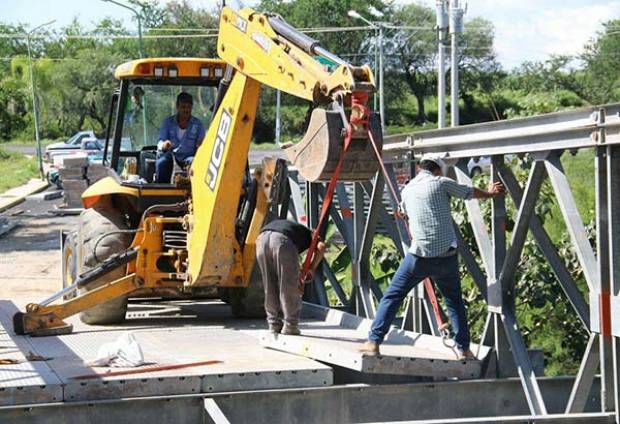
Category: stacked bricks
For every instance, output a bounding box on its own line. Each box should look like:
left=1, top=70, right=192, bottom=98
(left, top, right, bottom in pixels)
left=59, top=155, right=89, bottom=208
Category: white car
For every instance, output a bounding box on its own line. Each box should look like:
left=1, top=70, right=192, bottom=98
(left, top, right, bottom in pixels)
left=467, top=157, right=491, bottom=176
left=44, top=130, right=100, bottom=161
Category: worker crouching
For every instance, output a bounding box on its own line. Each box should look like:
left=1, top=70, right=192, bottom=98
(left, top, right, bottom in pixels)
left=256, top=219, right=326, bottom=335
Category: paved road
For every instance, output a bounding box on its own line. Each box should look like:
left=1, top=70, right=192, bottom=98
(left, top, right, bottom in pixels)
left=0, top=188, right=79, bottom=307
left=2, top=144, right=36, bottom=155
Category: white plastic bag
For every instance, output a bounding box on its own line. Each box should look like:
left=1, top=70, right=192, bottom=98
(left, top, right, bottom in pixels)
left=90, top=332, right=145, bottom=367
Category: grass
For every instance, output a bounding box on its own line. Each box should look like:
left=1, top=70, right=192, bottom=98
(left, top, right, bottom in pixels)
left=250, top=141, right=279, bottom=150
left=545, top=149, right=595, bottom=243
left=0, top=148, right=39, bottom=193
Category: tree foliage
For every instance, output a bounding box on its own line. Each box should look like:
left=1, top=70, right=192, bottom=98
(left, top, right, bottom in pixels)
left=581, top=19, right=620, bottom=104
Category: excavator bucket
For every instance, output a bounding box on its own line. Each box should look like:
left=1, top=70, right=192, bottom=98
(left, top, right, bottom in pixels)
left=283, top=108, right=383, bottom=182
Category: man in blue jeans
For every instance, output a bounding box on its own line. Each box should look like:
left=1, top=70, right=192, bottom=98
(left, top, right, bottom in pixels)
left=358, top=155, right=505, bottom=359
left=155, top=92, right=206, bottom=183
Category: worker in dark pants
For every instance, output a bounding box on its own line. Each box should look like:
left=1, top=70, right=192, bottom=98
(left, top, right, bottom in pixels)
left=155, top=92, right=206, bottom=183
left=358, top=155, right=505, bottom=359
left=256, top=219, right=326, bottom=335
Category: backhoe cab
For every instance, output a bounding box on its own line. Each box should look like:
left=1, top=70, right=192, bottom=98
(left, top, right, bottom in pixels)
left=13, top=6, right=383, bottom=336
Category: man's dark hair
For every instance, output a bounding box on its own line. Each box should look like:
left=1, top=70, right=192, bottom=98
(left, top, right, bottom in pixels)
left=176, top=92, right=193, bottom=106
left=419, top=159, right=440, bottom=174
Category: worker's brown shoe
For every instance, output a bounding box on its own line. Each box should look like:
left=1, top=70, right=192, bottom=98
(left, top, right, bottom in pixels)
left=457, top=349, right=477, bottom=360
left=358, top=341, right=380, bottom=356
left=269, top=324, right=283, bottom=334
left=281, top=325, right=301, bottom=336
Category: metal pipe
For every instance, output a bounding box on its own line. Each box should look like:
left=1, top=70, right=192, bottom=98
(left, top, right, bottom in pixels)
left=269, top=15, right=349, bottom=67
left=312, top=45, right=348, bottom=67
left=39, top=283, right=78, bottom=307
left=268, top=15, right=319, bottom=54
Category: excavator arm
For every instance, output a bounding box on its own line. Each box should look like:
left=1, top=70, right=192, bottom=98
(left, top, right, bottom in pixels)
left=217, top=7, right=375, bottom=102
left=187, top=6, right=382, bottom=287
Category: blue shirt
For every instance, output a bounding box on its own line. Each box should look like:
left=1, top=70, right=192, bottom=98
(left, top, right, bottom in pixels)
left=402, top=170, right=474, bottom=257
left=159, top=115, right=206, bottom=162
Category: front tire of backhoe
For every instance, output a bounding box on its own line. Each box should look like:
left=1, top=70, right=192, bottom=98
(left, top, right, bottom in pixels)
left=78, top=208, right=132, bottom=325
left=228, top=266, right=266, bottom=318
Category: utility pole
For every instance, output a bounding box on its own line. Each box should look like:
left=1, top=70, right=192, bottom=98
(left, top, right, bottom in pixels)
left=378, top=23, right=385, bottom=132
left=373, top=27, right=379, bottom=111
left=449, top=0, right=465, bottom=127
left=26, top=19, right=56, bottom=180
left=436, top=0, right=448, bottom=129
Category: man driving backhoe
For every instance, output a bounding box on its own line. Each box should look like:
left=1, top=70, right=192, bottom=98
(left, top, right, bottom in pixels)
left=155, top=92, right=206, bottom=183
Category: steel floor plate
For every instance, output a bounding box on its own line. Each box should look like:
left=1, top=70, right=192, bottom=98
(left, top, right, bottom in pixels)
left=0, top=300, right=332, bottom=405
left=260, top=304, right=490, bottom=379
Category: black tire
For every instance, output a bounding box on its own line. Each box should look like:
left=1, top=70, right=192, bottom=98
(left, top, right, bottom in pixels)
left=228, top=265, right=266, bottom=318
left=78, top=208, right=132, bottom=325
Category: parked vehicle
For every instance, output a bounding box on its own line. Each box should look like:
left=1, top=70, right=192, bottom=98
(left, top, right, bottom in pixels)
left=44, top=130, right=101, bottom=161
left=467, top=157, right=491, bottom=177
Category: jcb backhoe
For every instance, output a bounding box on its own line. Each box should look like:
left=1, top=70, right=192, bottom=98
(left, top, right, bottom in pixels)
left=13, top=6, right=383, bottom=336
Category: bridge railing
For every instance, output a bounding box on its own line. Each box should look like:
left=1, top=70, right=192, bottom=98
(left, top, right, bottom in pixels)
left=282, top=103, right=620, bottom=419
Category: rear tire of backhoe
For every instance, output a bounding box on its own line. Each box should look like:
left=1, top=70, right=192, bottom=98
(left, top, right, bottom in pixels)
left=228, top=266, right=266, bottom=318
left=78, top=208, right=132, bottom=325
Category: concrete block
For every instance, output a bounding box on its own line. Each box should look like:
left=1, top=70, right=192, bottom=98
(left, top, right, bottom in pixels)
left=59, top=168, right=86, bottom=179
left=62, top=155, right=89, bottom=167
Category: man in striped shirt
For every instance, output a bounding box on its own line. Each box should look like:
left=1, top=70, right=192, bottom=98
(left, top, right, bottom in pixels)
left=359, top=155, right=505, bottom=359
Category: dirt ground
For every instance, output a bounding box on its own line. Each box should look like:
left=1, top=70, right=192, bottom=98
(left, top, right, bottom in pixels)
left=0, top=191, right=79, bottom=308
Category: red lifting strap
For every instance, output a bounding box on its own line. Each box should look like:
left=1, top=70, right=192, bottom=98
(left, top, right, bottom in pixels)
left=299, top=94, right=448, bottom=338
left=299, top=93, right=369, bottom=288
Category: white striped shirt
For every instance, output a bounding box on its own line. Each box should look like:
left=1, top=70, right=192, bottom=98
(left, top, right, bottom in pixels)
left=402, top=170, right=473, bottom=257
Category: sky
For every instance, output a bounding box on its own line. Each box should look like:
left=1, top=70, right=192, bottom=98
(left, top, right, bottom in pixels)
left=0, top=0, right=618, bottom=69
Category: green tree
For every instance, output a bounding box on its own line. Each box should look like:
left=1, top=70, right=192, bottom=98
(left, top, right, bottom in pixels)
left=0, top=23, right=28, bottom=74
left=51, top=48, right=121, bottom=133
left=144, top=1, right=219, bottom=58
left=387, top=3, right=436, bottom=124
left=387, top=5, right=497, bottom=124
left=0, top=78, right=29, bottom=140
left=257, top=0, right=387, bottom=54
left=581, top=19, right=620, bottom=104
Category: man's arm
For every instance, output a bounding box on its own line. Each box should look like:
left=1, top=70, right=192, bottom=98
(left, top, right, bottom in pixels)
left=304, top=241, right=327, bottom=282
left=158, top=117, right=172, bottom=151
left=472, top=182, right=505, bottom=199
left=310, top=241, right=326, bottom=271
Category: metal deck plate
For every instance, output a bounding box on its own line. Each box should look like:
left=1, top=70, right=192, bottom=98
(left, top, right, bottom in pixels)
left=0, top=301, right=64, bottom=406
left=0, top=300, right=332, bottom=405
left=260, top=304, right=489, bottom=379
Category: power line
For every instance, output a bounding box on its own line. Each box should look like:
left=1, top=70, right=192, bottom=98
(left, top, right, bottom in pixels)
left=0, top=24, right=500, bottom=40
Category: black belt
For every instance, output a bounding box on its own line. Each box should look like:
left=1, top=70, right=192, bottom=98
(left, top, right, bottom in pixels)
left=413, top=247, right=457, bottom=259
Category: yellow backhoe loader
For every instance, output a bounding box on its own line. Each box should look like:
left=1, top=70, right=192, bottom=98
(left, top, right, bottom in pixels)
left=13, top=6, right=383, bottom=336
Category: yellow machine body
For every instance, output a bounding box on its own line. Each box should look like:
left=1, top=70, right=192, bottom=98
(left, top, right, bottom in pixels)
left=13, top=6, right=380, bottom=335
